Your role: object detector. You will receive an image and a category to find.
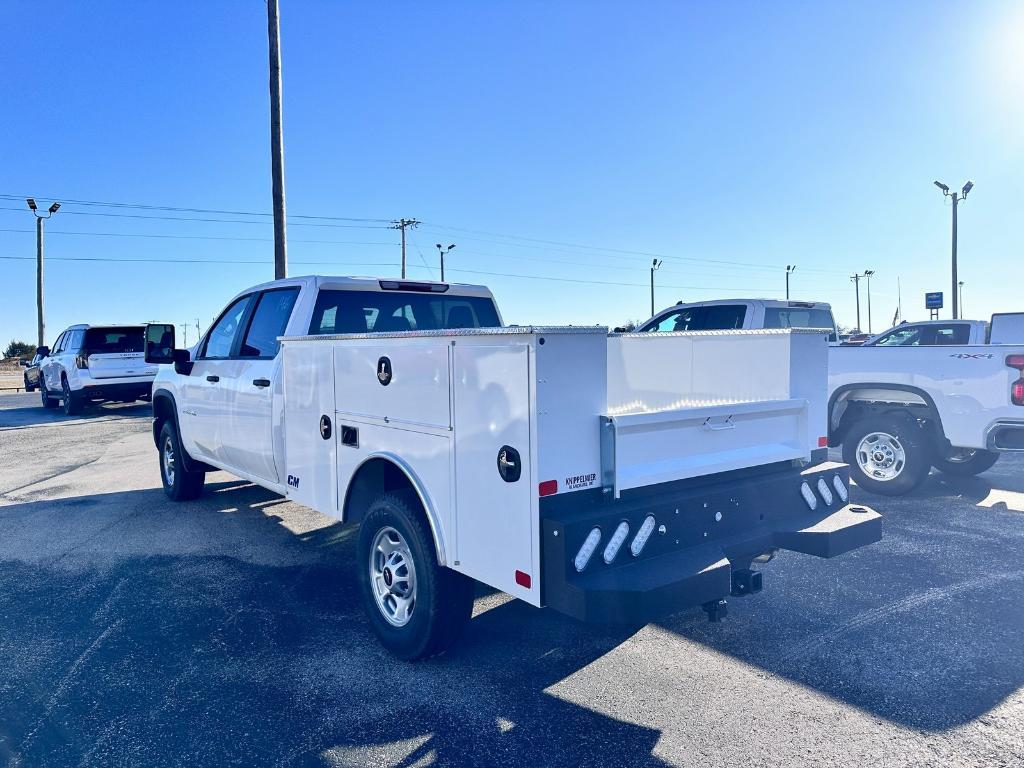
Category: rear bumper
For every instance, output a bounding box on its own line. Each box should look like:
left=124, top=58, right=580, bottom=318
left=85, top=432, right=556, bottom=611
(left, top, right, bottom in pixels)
left=77, top=380, right=153, bottom=401
left=540, top=461, right=881, bottom=623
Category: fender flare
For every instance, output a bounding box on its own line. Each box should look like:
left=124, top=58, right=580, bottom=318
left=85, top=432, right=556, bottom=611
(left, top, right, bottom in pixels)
left=345, top=451, right=449, bottom=567
left=151, top=388, right=211, bottom=473
left=828, top=382, right=945, bottom=443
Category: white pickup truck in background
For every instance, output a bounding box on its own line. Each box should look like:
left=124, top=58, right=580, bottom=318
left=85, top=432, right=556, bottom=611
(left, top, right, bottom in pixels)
left=144, top=275, right=880, bottom=659
left=635, top=299, right=839, bottom=342
left=861, top=312, right=1024, bottom=347
left=828, top=344, right=1024, bottom=495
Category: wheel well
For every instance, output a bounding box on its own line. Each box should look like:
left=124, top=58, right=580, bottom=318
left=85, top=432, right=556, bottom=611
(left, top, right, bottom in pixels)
left=831, top=398, right=945, bottom=449
left=152, top=393, right=175, bottom=448
left=343, top=457, right=420, bottom=527
left=342, top=457, right=447, bottom=566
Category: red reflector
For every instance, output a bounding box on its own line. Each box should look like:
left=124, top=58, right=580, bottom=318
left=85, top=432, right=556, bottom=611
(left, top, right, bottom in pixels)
left=818, top=436, right=828, bottom=448
left=1012, top=379, right=1024, bottom=406
left=539, top=480, right=558, bottom=496
left=515, top=570, right=532, bottom=589
left=1007, top=354, right=1024, bottom=371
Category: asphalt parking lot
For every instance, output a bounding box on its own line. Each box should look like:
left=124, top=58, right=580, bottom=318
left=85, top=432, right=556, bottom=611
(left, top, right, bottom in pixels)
left=1, top=392, right=1022, bottom=767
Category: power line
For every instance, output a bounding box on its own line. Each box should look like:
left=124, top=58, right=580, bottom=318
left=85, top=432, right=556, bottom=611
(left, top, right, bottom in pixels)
left=0, top=193, right=391, bottom=223
left=0, top=206, right=392, bottom=229
left=0, top=227, right=395, bottom=246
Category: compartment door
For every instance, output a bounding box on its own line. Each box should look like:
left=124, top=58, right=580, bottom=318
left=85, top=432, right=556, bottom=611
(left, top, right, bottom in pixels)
left=453, top=344, right=538, bottom=605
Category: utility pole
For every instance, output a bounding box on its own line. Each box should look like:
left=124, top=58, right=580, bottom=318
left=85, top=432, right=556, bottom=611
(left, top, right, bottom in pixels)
left=934, top=180, right=973, bottom=320
left=435, top=243, right=455, bottom=282
left=650, top=259, right=663, bottom=317
left=26, top=198, right=60, bottom=348
left=785, top=264, right=796, bottom=300
left=864, top=269, right=875, bottom=333
left=179, top=323, right=189, bottom=348
left=850, top=272, right=864, bottom=331
left=958, top=280, right=965, bottom=316
left=267, top=0, right=288, bottom=279
left=391, top=219, right=420, bottom=278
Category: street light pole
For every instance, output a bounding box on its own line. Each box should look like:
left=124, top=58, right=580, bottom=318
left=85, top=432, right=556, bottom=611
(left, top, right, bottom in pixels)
left=934, top=180, right=972, bottom=320
left=650, top=259, right=663, bottom=317
left=785, top=264, right=796, bottom=300
left=435, top=243, right=455, bottom=282
left=864, top=269, right=875, bottom=333
left=958, top=280, right=965, bottom=316
left=26, top=198, right=60, bottom=348
left=850, top=272, right=864, bottom=331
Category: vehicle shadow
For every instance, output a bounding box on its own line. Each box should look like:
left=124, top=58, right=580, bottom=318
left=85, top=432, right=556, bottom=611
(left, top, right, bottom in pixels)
left=0, top=399, right=150, bottom=430
left=0, top=481, right=666, bottom=768
left=2, top=476, right=1022, bottom=765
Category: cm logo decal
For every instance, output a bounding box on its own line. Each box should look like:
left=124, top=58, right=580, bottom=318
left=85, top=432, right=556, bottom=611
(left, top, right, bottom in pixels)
left=287, top=474, right=300, bottom=488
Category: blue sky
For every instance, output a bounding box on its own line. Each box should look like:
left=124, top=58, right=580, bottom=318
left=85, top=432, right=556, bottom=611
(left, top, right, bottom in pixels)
left=2, top=1, right=1023, bottom=345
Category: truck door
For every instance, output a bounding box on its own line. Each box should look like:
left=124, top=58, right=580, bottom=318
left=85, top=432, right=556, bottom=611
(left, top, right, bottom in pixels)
left=184, top=294, right=255, bottom=465
left=223, top=287, right=300, bottom=483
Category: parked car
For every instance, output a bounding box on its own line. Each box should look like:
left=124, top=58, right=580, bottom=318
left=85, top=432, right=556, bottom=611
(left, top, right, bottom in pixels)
left=828, top=343, right=1024, bottom=495
left=637, top=299, right=839, bottom=342
left=142, top=275, right=880, bottom=659
left=21, top=354, right=43, bottom=391
left=37, top=324, right=158, bottom=415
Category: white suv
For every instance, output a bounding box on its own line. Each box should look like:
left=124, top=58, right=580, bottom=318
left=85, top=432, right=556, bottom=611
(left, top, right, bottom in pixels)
left=38, top=324, right=158, bottom=415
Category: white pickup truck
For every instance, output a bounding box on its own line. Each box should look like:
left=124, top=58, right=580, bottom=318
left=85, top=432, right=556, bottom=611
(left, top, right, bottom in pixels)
left=144, top=275, right=880, bottom=659
left=828, top=345, right=1024, bottom=495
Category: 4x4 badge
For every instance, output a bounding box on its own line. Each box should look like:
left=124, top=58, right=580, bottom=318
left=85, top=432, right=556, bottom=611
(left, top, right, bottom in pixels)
left=377, top=356, right=392, bottom=386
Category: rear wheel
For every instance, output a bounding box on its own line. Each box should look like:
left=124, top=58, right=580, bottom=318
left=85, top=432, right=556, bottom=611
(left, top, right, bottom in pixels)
left=932, top=448, right=999, bottom=477
left=62, top=377, right=83, bottom=416
left=357, top=492, right=474, bottom=660
left=843, top=415, right=932, bottom=496
left=159, top=421, right=205, bottom=501
left=40, top=379, right=58, bottom=409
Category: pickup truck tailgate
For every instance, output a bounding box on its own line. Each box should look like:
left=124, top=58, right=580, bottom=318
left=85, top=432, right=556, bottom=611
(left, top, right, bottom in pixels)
left=602, top=397, right=808, bottom=497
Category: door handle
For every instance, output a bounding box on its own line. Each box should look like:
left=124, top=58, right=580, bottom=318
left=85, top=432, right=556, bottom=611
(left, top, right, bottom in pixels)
left=206, top=375, right=220, bottom=383
left=253, top=378, right=271, bottom=388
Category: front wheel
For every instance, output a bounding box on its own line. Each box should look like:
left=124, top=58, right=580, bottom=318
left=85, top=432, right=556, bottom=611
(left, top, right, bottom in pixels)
left=843, top=415, right=932, bottom=496
left=357, top=492, right=474, bottom=660
left=159, top=421, right=205, bottom=501
left=932, top=448, right=999, bottom=477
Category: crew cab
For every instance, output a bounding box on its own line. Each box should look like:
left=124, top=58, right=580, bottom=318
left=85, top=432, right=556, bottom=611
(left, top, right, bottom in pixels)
left=828, top=343, right=1024, bottom=495
left=37, top=324, right=157, bottom=415
left=637, top=299, right=838, bottom=342
left=145, top=276, right=880, bottom=659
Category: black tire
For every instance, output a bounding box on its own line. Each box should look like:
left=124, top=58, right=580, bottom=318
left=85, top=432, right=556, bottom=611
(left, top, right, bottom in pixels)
left=932, top=448, right=999, bottom=477
left=62, top=376, right=83, bottom=416
left=158, top=420, right=205, bottom=501
left=357, top=492, right=474, bottom=660
left=842, top=414, right=932, bottom=496
left=40, top=379, right=59, bottom=409
left=24, top=375, right=36, bottom=393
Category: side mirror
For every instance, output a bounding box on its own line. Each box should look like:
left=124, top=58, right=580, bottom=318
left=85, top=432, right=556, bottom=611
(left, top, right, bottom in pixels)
left=144, top=323, right=176, bottom=364
left=37, top=346, right=49, bottom=358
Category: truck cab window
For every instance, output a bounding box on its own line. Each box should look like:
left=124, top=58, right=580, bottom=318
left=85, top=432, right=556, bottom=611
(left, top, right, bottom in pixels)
left=202, top=295, right=254, bottom=359
left=240, top=288, right=300, bottom=358
left=309, top=290, right=501, bottom=334
left=643, top=308, right=702, bottom=333
left=875, top=326, right=922, bottom=346
left=699, top=305, right=746, bottom=330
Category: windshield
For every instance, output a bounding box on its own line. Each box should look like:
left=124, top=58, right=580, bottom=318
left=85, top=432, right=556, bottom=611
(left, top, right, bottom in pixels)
left=310, top=290, right=501, bottom=334
left=84, top=327, right=145, bottom=354
left=763, top=307, right=837, bottom=341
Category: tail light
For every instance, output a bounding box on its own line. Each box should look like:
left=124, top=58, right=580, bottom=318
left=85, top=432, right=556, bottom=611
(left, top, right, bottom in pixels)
left=76, top=354, right=89, bottom=369
left=1008, top=355, right=1024, bottom=406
